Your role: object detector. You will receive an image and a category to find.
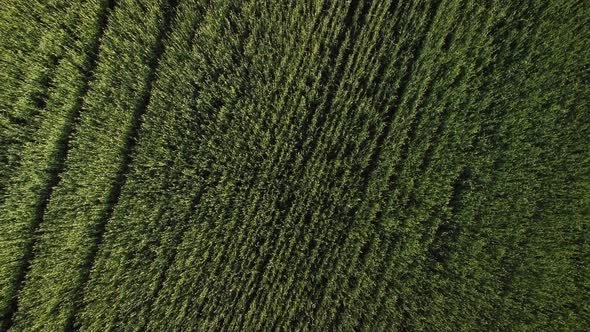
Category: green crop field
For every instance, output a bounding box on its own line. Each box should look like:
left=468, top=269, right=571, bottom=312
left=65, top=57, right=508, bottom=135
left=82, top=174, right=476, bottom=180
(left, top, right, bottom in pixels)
left=0, top=0, right=588, bottom=330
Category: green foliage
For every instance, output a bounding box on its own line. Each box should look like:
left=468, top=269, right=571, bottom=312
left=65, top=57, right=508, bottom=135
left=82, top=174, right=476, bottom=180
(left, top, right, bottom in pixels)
left=0, top=0, right=112, bottom=327
left=0, top=0, right=77, bottom=202
left=0, top=0, right=587, bottom=330
left=3, top=0, right=176, bottom=329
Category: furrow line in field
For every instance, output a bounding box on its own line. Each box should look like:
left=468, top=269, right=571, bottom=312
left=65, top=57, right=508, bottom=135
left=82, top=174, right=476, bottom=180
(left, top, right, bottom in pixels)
left=66, top=0, right=180, bottom=329
left=78, top=1, right=213, bottom=329
left=0, top=1, right=116, bottom=329
left=0, top=1, right=70, bottom=202
left=10, top=0, right=179, bottom=329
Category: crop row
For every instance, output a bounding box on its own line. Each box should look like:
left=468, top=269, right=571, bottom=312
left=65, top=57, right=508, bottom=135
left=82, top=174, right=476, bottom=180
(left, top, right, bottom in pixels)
left=5, top=0, right=177, bottom=330
left=0, top=0, right=587, bottom=330
left=0, top=1, right=113, bottom=328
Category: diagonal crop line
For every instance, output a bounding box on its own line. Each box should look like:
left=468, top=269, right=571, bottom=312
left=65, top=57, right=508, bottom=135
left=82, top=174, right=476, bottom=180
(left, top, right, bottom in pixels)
left=0, top=82, right=55, bottom=331
left=0, top=4, right=63, bottom=204
left=0, top=1, right=117, bottom=330
left=64, top=0, right=181, bottom=330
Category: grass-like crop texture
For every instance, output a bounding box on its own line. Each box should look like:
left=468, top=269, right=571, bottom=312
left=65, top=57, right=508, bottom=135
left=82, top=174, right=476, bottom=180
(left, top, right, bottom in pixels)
left=0, top=0, right=588, bottom=330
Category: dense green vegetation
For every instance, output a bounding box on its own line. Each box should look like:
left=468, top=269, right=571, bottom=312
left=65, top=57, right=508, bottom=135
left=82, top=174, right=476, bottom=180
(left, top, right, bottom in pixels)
left=0, top=0, right=588, bottom=330
left=0, top=0, right=113, bottom=327
left=3, top=0, right=178, bottom=330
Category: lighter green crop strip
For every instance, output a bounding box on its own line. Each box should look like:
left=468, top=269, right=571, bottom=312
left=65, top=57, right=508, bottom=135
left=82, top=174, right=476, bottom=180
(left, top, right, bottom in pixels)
left=0, top=1, right=113, bottom=328
left=79, top=1, right=212, bottom=329
left=9, top=0, right=177, bottom=330
left=0, top=1, right=76, bottom=202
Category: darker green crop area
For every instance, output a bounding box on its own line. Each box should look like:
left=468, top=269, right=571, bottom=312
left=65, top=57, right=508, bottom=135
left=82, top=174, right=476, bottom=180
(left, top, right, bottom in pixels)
left=0, top=0, right=588, bottom=331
